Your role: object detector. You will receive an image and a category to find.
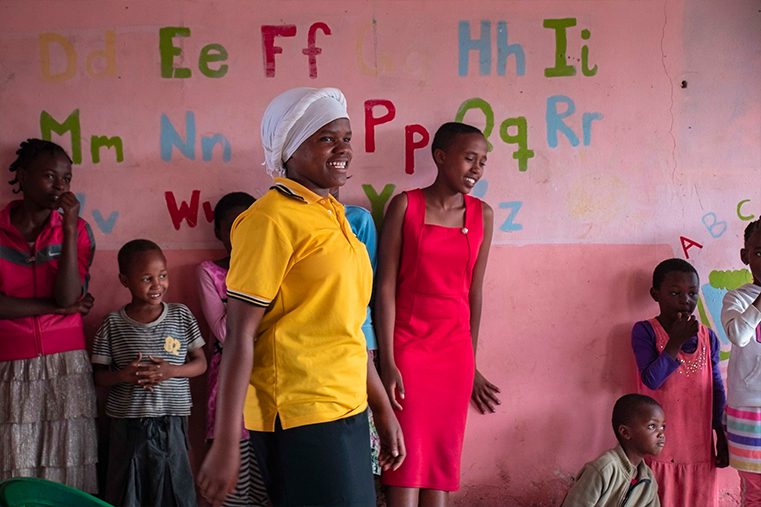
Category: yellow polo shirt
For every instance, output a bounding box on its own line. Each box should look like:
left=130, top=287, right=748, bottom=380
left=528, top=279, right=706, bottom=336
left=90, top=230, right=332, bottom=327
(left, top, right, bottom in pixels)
left=226, top=178, right=371, bottom=431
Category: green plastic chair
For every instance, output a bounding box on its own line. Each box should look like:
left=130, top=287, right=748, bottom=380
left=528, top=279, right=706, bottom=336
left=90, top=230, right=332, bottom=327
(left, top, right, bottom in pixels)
left=0, top=478, right=113, bottom=507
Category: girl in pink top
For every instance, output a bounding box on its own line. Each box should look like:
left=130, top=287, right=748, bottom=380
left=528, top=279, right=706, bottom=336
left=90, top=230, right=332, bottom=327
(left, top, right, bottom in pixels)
left=0, top=139, right=97, bottom=491
left=633, top=258, right=728, bottom=506
left=197, top=192, right=268, bottom=506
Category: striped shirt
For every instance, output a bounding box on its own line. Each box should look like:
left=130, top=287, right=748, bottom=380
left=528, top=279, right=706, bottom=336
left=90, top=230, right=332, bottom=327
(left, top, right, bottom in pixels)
left=727, top=406, right=761, bottom=472
left=92, top=303, right=205, bottom=418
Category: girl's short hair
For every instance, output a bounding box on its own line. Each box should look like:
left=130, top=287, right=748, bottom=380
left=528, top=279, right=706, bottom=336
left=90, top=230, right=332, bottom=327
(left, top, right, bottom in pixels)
left=652, top=258, right=698, bottom=289
left=431, top=122, right=484, bottom=156
left=744, top=218, right=761, bottom=243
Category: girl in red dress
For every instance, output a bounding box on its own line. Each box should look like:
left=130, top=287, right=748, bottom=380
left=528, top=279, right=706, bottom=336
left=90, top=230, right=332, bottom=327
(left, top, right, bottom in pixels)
left=376, top=122, right=501, bottom=507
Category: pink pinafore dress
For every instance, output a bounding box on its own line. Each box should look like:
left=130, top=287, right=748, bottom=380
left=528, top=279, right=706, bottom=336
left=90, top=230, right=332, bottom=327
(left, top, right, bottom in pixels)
left=382, top=188, right=483, bottom=491
left=638, top=318, right=717, bottom=507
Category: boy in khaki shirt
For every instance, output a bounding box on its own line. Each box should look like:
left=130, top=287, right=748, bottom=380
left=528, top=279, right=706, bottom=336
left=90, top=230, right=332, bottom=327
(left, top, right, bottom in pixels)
left=561, top=394, right=664, bottom=507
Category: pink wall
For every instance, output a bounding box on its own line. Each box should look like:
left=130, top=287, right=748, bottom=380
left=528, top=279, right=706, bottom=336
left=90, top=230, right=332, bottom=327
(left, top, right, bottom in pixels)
left=1, top=1, right=759, bottom=505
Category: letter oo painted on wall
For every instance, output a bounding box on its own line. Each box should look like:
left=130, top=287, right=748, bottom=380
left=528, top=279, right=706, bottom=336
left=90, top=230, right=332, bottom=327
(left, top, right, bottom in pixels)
left=455, top=97, right=534, bottom=172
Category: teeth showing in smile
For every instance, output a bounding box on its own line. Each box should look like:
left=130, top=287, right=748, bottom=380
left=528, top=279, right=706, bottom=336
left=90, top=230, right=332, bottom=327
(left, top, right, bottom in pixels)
left=465, top=177, right=476, bottom=186
left=328, top=161, right=347, bottom=169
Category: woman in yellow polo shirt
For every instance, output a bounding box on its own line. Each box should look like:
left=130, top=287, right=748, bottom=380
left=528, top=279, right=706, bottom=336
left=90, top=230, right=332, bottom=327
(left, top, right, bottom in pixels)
left=198, top=87, right=405, bottom=507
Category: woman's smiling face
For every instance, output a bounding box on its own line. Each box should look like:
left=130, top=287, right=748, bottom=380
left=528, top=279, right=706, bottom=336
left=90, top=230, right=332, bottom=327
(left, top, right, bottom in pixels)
left=284, top=118, right=352, bottom=196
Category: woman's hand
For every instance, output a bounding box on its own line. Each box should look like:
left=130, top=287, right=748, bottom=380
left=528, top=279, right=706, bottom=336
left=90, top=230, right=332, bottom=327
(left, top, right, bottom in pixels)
left=198, top=439, right=241, bottom=507
left=381, top=364, right=405, bottom=410
left=374, top=408, right=406, bottom=471
left=199, top=300, right=262, bottom=506
left=471, top=369, right=501, bottom=414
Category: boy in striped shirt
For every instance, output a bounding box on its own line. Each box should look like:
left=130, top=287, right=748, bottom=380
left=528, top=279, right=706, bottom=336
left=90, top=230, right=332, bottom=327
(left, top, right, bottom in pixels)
left=92, top=239, right=206, bottom=507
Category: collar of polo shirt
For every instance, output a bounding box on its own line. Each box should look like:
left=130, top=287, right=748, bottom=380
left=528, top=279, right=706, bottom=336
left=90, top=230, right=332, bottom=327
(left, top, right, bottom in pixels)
left=270, top=177, right=341, bottom=206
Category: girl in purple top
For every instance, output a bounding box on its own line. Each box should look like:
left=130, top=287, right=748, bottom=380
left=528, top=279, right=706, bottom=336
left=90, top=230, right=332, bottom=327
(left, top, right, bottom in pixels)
left=631, top=258, right=727, bottom=506
left=197, top=192, right=268, bottom=506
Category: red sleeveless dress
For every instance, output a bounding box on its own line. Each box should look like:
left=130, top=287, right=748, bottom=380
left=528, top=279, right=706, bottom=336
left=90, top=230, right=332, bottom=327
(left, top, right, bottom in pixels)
left=382, top=188, right=483, bottom=491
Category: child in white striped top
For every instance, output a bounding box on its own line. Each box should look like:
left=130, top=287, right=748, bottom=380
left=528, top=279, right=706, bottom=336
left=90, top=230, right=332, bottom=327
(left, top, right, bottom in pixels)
left=92, top=239, right=206, bottom=507
left=722, top=219, right=761, bottom=504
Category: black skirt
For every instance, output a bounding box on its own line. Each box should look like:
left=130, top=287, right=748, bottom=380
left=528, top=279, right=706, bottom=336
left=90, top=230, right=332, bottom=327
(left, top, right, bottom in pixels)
left=105, top=416, right=196, bottom=507
left=249, top=410, right=374, bottom=507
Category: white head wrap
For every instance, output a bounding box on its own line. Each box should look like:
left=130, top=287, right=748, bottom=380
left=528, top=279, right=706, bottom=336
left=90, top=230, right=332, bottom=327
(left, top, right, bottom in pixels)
left=260, top=87, right=349, bottom=177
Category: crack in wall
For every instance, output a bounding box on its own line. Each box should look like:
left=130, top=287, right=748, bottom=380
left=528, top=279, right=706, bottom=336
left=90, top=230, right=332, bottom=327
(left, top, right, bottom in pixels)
left=660, top=0, right=678, bottom=181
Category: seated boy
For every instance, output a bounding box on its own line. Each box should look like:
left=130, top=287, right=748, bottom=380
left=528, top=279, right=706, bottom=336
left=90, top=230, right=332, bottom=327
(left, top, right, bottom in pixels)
left=561, top=394, right=664, bottom=507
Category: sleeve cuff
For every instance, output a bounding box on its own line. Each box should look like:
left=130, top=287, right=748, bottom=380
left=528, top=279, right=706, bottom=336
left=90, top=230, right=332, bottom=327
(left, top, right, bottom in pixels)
left=188, top=338, right=206, bottom=351
left=226, top=289, right=271, bottom=307
left=91, top=354, right=111, bottom=365
left=743, top=303, right=761, bottom=327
